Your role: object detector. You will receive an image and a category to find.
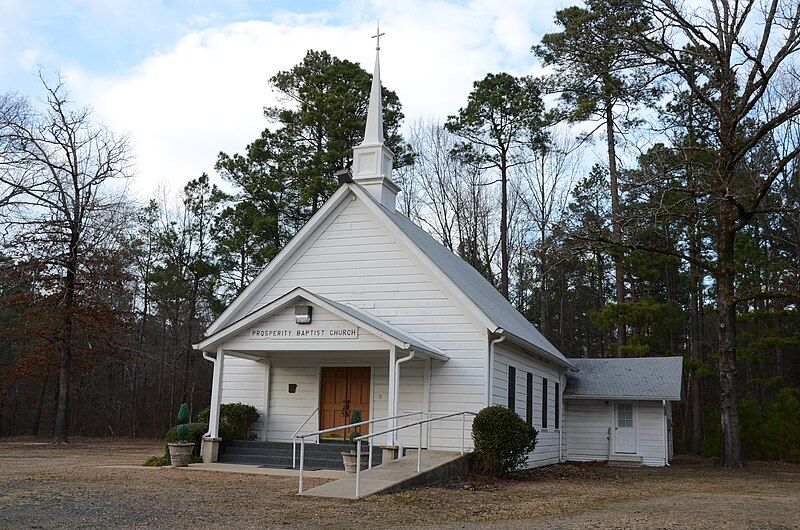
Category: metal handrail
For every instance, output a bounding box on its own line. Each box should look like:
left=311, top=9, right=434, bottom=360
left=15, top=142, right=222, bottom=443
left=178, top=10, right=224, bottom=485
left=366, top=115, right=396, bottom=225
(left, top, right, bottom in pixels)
left=296, top=410, right=422, bottom=493
left=290, top=407, right=319, bottom=469
left=352, top=411, right=477, bottom=498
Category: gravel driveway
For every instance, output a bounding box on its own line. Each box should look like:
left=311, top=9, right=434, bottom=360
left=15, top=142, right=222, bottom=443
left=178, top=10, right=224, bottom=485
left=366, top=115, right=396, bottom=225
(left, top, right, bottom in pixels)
left=1, top=439, right=799, bottom=529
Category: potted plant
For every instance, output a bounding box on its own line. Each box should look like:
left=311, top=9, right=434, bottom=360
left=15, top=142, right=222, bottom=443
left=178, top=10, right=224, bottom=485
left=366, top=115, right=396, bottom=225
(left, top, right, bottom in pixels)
left=341, top=409, right=369, bottom=473
left=168, top=403, right=194, bottom=467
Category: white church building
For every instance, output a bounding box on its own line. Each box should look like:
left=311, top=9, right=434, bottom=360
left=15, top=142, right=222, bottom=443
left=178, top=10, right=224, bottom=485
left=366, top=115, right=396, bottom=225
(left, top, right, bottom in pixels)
left=195, top=43, right=682, bottom=470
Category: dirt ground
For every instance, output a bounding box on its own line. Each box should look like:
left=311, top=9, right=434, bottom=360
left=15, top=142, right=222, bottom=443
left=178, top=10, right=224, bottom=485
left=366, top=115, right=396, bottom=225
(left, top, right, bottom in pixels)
left=0, top=439, right=799, bottom=529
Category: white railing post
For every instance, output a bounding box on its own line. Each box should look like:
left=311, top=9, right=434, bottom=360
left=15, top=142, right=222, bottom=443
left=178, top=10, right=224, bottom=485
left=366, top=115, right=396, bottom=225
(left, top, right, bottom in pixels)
left=417, top=416, right=423, bottom=473
left=355, top=439, right=362, bottom=499
left=368, top=426, right=373, bottom=470
left=292, top=438, right=297, bottom=469
left=461, top=412, right=466, bottom=454
left=298, top=438, right=305, bottom=494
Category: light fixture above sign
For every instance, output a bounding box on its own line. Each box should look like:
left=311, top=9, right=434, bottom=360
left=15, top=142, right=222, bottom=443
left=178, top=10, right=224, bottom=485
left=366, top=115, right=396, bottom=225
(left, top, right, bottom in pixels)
left=294, top=305, right=313, bottom=324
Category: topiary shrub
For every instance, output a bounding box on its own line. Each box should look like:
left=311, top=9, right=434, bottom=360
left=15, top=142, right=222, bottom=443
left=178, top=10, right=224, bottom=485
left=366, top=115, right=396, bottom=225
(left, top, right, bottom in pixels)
left=347, top=409, right=362, bottom=444
left=144, top=422, right=208, bottom=467
left=176, top=403, right=190, bottom=442
left=471, top=405, right=537, bottom=476
left=196, top=402, right=260, bottom=442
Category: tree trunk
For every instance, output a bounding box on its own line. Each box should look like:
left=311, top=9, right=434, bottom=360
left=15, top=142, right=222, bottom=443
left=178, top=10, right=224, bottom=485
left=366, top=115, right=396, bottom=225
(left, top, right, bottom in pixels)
left=605, top=101, right=625, bottom=352
left=500, top=151, right=509, bottom=299
left=715, top=207, right=743, bottom=468
left=53, top=234, right=77, bottom=443
left=689, top=208, right=704, bottom=454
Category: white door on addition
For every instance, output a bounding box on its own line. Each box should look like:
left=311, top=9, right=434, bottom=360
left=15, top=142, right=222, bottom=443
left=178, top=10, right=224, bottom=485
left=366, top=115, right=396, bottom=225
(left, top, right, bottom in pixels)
left=614, top=402, right=636, bottom=454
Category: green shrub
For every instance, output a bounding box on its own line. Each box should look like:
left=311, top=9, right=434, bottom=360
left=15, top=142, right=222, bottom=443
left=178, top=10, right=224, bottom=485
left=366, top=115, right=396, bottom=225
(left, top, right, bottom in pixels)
left=348, top=409, right=362, bottom=443
left=176, top=403, right=190, bottom=442
left=471, top=405, right=537, bottom=476
left=144, top=422, right=208, bottom=467
left=196, top=402, right=260, bottom=442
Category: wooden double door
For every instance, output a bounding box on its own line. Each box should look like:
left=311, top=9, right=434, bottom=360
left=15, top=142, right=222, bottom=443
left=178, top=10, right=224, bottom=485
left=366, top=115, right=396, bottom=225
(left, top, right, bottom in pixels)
left=319, top=367, right=371, bottom=439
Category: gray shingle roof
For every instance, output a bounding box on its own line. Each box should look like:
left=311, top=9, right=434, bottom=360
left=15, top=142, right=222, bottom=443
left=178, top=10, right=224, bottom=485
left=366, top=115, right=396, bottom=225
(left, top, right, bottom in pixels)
left=565, top=357, right=683, bottom=401
left=364, top=190, right=570, bottom=367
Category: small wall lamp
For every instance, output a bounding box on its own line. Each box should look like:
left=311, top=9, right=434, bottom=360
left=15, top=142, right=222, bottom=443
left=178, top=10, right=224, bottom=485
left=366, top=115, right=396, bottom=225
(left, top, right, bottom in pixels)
left=295, top=305, right=312, bottom=324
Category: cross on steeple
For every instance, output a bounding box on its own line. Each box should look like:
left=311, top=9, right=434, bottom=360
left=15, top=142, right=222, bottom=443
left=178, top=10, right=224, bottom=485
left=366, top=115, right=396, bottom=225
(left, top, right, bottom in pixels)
left=371, top=21, right=385, bottom=50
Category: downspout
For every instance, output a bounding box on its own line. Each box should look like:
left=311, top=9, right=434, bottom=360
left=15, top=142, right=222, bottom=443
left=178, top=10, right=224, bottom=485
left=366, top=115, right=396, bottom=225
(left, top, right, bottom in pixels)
left=662, top=399, right=670, bottom=466
left=487, top=331, right=506, bottom=406
left=558, top=371, right=564, bottom=463
left=200, top=351, right=216, bottom=449
left=393, top=350, right=416, bottom=448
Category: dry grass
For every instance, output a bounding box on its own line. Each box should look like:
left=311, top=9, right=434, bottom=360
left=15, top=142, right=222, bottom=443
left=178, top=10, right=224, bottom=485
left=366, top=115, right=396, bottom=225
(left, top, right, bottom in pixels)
left=1, top=439, right=799, bottom=529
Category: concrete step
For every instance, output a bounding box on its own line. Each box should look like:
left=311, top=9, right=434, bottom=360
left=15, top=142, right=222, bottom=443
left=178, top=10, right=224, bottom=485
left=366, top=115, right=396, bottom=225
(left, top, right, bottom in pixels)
left=223, top=444, right=380, bottom=457
left=218, top=440, right=382, bottom=470
left=300, top=450, right=469, bottom=499
left=608, top=454, right=643, bottom=467
left=219, top=455, right=344, bottom=464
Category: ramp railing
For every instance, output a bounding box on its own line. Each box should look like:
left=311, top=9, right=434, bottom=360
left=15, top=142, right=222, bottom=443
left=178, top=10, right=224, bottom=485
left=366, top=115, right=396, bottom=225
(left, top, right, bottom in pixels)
left=295, top=410, right=422, bottom=493
left=351, top=411, right=477, bottom=498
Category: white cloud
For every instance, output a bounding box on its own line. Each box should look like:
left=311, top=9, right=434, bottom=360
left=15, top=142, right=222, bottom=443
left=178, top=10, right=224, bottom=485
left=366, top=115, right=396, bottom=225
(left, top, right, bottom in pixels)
left=67, top=0, right=567, bottom=198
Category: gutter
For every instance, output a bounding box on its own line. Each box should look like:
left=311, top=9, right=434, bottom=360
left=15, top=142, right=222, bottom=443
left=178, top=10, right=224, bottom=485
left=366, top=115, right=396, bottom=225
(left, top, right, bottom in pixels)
left=500, top=330, right=574, bottom=370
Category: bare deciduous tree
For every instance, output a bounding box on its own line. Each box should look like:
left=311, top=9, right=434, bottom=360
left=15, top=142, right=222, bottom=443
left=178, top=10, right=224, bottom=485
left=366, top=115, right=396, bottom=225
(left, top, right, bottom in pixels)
left=636, top=0, right=800, bottom=467
left=0, top=74, right=132, bottom=442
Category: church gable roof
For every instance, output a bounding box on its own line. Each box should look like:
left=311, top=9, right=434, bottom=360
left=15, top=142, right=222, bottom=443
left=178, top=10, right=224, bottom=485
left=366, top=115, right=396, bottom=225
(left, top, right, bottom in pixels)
left=203, top=182, right=572, bottom=368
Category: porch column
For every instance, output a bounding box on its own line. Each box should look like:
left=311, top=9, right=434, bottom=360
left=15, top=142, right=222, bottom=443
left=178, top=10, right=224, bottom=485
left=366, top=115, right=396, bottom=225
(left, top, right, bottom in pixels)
left=386, top=346, right=396, bottom=446
left=208, top=346, right=225, bottom=438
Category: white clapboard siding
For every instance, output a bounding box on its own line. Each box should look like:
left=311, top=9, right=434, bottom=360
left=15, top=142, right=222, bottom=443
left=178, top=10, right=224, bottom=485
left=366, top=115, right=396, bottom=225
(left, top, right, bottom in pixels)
left=638, top=401, right=668, bottom=466
left=564, top=399, right=668, bottom=466
left=564, top=399, right=611, bottom=462
left=220, top=356, right=268, bottom=438
left=491, top=342, right=565, bottom=468
left=219, top=195, right=488, bottom=450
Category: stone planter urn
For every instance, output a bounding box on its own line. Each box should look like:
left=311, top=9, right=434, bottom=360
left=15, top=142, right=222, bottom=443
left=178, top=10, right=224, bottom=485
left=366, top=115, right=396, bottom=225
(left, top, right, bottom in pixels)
left=168, top=442, right=195, bottom=467
left=341, top=451, right=369, bottom=474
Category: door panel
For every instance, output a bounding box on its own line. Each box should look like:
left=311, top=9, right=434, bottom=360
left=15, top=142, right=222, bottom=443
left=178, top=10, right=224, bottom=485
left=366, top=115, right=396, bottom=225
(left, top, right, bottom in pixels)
left=348, top=367, right=372, bottom=424
left=319, top=367, right=371, bottom=439
left=614, top=402, right=637, bottom=454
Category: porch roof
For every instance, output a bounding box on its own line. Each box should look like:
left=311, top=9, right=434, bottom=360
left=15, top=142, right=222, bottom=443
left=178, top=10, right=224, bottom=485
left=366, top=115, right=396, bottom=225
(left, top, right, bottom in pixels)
left=194, top=287, right=449, bottom=361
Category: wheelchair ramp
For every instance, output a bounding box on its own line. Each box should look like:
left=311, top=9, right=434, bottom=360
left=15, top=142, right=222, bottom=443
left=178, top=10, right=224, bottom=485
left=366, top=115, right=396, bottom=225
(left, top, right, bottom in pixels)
left=299, top=450, right=469, bottom=499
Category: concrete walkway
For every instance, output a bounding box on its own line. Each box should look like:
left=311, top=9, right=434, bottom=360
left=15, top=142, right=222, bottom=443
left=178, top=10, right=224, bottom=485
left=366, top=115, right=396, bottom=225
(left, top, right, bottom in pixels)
left=103, top=463, right=347, bottom=479
left=300, top=450, right=468, bottom=499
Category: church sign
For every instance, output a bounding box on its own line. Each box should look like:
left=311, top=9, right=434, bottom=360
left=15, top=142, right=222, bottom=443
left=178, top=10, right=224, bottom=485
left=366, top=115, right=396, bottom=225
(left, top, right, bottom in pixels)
left=249, top=326, right=359, bottom=340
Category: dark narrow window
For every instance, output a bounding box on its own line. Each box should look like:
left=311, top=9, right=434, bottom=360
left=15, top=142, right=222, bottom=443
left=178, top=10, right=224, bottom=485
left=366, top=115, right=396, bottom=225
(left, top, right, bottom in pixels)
left=526, top=372, right=533, bottom=425
left=555, top=381, right=560, bottom=429
left=508, top=366, right=516, bottom=411
left=542, top=377, right=548, bottom=429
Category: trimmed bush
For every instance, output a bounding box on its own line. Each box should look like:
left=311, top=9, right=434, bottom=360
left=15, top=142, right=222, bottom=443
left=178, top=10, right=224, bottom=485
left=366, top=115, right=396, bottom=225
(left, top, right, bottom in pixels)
left=471, top=405, right=537, bottom=476
left=196, top=402, right=260, bottom=442
left=176, top=403, right=190, bottom=442
left=144, top=422, right=208, bottom=467
left=348, top=409, right=362, bottom=443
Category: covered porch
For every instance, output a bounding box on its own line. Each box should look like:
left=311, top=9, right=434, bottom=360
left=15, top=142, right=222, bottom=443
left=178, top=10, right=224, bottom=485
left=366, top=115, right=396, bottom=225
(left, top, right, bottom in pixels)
left=194, top=287, right=449, bottom=463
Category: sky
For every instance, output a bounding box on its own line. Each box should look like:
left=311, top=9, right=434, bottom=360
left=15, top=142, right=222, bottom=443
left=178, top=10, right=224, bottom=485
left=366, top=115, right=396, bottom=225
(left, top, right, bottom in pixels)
left=1, top=0, right=571, bottom=198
